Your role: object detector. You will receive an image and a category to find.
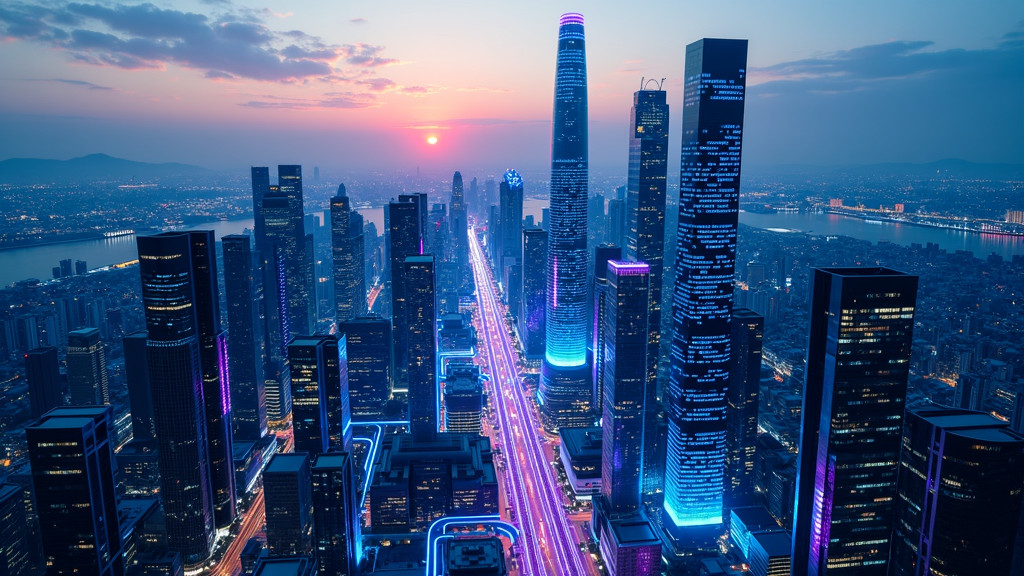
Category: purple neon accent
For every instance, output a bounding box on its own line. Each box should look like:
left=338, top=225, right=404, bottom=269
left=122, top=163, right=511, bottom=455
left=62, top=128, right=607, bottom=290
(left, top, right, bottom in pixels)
left=218, top=333, right=230, bottom=415
left=608, top=260, right=650, bottom=276
left=553, top=256, right=558, bottom=307
left=559, top=12, right=584, bottom=26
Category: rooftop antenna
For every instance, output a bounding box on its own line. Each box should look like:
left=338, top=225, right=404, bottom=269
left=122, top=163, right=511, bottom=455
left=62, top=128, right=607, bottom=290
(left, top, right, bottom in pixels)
left=643, top=77, right=666, bottom=91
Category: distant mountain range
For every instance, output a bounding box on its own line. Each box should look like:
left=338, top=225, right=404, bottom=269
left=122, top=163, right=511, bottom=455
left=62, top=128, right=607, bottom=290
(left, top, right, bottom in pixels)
left=748, top=159, right=1024, bottom=181
left=0, top=153, right=210, bottom=185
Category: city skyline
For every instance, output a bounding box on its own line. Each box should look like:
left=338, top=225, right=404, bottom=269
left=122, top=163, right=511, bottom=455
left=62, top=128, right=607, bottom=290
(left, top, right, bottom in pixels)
left=0, top=2, right=1020, bottom=170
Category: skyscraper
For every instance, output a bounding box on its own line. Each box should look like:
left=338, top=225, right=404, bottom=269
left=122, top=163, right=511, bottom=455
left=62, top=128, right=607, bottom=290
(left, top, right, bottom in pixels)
left=405, top=255, right=437, bottom=442
left=791, top=267, right=918, bottom=576
left=251, top=166, right=271, bottom=249
left=598, top=261, right=650, bottom=514
left=311, top=453, right=361, bottom=576
left=386, top=200, right=422, bottom=393
left=593, top=261, right=661, bottom=576
left=331, top=185, right=367, bottom=324
left=264, top=453, right=314, bottom=559
left=136, top=232, right=215, bottom=567
left=326, top=334, right=352, bottom=452
left=663, top=38, right=748, bottom=537
left=450, top=171, right=471, bottom=296
left=67, top=327, right=108, bottom=406
left=624, top=87, right=670, bottom=500
left=289, top=335, right=334, bottom=455
left=541, top=12, right=592, bottom=429
left=520, top=228, right=547, bottom=359
left=263, top=188, right=308, bottom=338
left=222, top=234, right=268, bottom=442
left=341, top=315, right=392, bottom=419
left=890, top=408, right=1024, bottom=576
left=591, top=244, right=622, bottom=416
left=725, top=308, right=762, bottom=508
left=123, top=332, right=155, bottom=443
left=188, top=230, right=236, bottom=528
left=27, top=406, right=123, bottom=576
left=25, top=346, right=60, bottom=419
left=276, top=165, right=313, bottom=334
left=0, top=483, right=32, bottom=576
left=500, top=169, right=524, bottom=320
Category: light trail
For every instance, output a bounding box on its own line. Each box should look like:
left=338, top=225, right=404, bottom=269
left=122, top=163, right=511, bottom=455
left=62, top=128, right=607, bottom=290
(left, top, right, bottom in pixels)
left=470, top=228, right=592, bottom=576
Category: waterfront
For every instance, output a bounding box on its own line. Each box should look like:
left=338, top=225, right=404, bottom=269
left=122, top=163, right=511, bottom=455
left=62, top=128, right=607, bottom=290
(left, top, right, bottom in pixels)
left=3, top=203, right=1023, bottom=287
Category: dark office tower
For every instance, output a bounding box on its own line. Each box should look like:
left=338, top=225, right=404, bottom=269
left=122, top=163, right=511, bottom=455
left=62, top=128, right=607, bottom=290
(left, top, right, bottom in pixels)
left=520, top=228, right=548, bottom=360
left=606, top=198, right=625, bottom=247
left=624, top=88, right=669, bottom=500
left=331, top=187, right=366, bottom=324
left=386, top=200, right=422, bottom=393
left=263, top=189, right=309, bottom=339
left=484, top=177, right=497, bottom=219
left=663, top=38, right=747, bottom=536
left=123, top=332, right=155, bottom=442
left=487, top=204, right=500, bottom=268
left=790, top=268, right=918, bottom=576
left=405, top=256, right=437, bottom=442
left=591, top=245, right=622, bottom=415
left=25, top=346, right=60, bottom=419
left=0, top=483, right=31, bottom=576
left=311, top=453, right=361, bottom=576
left=264, top=453, right=314, bottom=559
left=188, top=231, right=236, bottom=528
left=599, top=261, right=650, bottom=514
left=27, top=406, right=123, bottom=576
left=259, top=210, right=292, bottom=427
left=725, top=308, right=762, bottom=509
left=251, top=167, right=271, bottom=248
left=136, top=233, right=215, bottom=567
left=278, top=165, right=312, bottom=332
left=341, top=315, right=392, bottom=419
left=67, top=327, right=108, bottom=405
left=541, top=12, right=591, bottom=430
left=223, top=234, right=268, bottom=442
left=500, top=169, right=524, bottom=316
left=289, top=336, right=332, bottom=455
left=450, top=171, right=470, bottom=294
left=891, top=409, right=1024, bottom=576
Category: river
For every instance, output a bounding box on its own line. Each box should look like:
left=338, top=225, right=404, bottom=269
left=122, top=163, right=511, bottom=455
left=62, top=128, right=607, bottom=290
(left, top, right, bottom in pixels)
left=2, top=203, right=1021, bottom=287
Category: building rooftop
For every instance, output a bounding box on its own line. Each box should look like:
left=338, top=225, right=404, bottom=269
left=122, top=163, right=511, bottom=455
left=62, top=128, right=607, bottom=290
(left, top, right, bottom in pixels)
left=559, top=426, right=602, bottom=459
left=265, top=453, right=309, bottom=474
left=731, top=506, right=781, bottom=531
left=446, top=537, right=505, bottom=575
left=311, top=453, right=349, bottom=470
left=915, top=408, right=1024, bottom=444
left=610, top=514, right=660, bottom=546
left=253, top=558, right=311, bottom=576
left=751, top=530, right=792, bottom=557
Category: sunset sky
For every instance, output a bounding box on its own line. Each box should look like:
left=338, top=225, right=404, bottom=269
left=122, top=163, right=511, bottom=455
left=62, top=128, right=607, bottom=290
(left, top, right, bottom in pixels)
left=0, top=0, right=1021, bottom=174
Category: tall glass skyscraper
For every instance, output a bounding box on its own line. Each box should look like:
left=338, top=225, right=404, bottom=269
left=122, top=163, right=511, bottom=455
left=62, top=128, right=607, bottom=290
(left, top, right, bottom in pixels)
left=276, top=165, right=312, bottom=334
left=331, top=185, right=366, bottom=324
left=664, top=38, right=748, bottom=534
left=450, top=171, right=471, bottom=295
left=289, top=335, right=334, bottom=455
left=222, top=234, right=267, bottom=442
left=791, top=267, right=918, bottom=576
left=725, top=307, right=762, bottom=508
left=405, top=255, right=437, bottom=442
left=66, top=327, right=107, bottom=406
left=540, top=12, right=591, bottom=429
left=386, top=199, right=422, bottom=393
left=341, top=315, right=392, bottom=419
left=500, top=169, right=524, bottom=319
left=520, top=228, right=547, bottom=359
left=137, top=232, right=215, bottom=568
left=624, top=88, right=669, bottom=499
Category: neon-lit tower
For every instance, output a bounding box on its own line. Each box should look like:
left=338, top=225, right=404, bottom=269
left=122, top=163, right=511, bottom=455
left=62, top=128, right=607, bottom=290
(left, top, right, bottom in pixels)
left=663, top=38, right=747, bottom=540
left=540, top=12, right=591, bottom=429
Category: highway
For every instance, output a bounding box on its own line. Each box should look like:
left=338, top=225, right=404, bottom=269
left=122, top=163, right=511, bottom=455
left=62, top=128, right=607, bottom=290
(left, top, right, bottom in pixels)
left=469, top=227, right=593, bottom=576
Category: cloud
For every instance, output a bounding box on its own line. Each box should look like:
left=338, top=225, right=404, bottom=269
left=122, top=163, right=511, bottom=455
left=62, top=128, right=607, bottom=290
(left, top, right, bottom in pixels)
left=240, top=92, right=377, bottom=110
left=0, top=1, right=400, bottom=84
left=404, top=117, right=544, bottom=130
left=27, top=77, right=113, bottom=90
left=350, top=17, right=367, bottom=24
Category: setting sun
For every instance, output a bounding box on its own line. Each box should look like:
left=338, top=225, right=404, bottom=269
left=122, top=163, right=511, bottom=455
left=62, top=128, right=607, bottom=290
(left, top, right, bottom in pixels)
left=427, top=135, right=438, bottom=145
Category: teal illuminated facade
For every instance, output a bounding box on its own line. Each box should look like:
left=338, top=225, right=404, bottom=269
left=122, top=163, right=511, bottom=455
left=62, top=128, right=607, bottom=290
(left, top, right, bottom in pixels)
left=664, top=38, right=748, bottom=532
left=540, top=12, right=592, bottom=428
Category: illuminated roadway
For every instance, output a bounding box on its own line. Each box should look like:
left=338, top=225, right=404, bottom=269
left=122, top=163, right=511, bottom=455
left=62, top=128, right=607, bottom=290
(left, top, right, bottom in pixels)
left=470, top=227, right=593, bottom=576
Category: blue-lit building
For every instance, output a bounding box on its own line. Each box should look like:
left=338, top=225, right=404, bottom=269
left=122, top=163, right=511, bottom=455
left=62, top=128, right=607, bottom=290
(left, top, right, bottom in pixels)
left=386, top=199, right=422, bottom=394
left=264, top=453, right=314, bottom=559
left=591, top=245, right=622, bottom=416
left=540, top=12, right=592, bottom=429
left=499, top=169, right=524, bottom=317
left=341, top=315, right=392, bottom=419
left=726, top=308, right=763, bottom=508
left=520, top=227, right=547, bottom=360
left=450, top=171, right=472, bottom=296
left=791, top=267, right=918, bottom=576
left=663, top=38, right=748, bottom=540
left=311, top=453, right=361, bottom=576
left=289, top=335, right=334, bottom=455
left=624, top=88, right=670, bottom=500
